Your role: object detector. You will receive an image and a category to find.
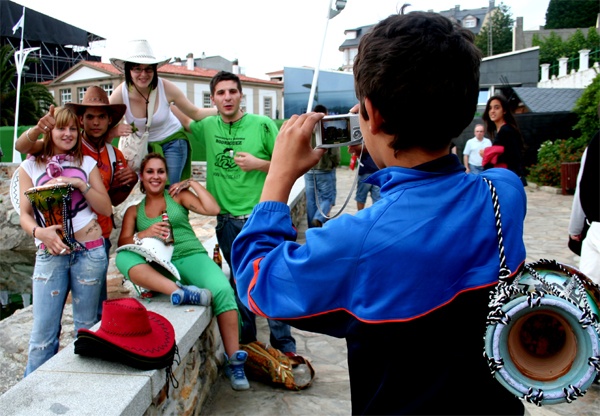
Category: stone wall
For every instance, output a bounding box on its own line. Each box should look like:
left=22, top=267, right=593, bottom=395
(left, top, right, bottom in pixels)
left=0, top=296, right=225, bottom=415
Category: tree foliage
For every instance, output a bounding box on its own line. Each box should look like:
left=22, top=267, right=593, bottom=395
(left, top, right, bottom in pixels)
left=532, top=28, right=600, bottom=76
left=475, top=2, right=514, bottom=57
left=528, top=74, right=600, bottom=186
left=545, top=0, right=599, bottom=29
left=573, top=73, right=600, bottom=143
left=0, top=45, right=55, bottom=127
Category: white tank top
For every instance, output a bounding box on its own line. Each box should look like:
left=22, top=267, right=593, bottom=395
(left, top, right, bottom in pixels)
left=122, top=78, right=182, bottom=143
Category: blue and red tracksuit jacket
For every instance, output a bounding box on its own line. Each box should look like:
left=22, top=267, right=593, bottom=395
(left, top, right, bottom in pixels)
left=232, top=155, right=526, bottom=415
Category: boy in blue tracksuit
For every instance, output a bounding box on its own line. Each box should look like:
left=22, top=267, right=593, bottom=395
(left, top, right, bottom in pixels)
left=232, top=8, right=526, bottom=415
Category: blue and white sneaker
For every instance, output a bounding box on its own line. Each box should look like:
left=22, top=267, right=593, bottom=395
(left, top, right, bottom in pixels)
left=170, top=283, right=212, bottom=306
left=225, top=350, right=250, bottom=391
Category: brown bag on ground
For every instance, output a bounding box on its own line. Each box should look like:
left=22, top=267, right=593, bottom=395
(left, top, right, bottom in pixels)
left=241, top=341, right=315, bottom=390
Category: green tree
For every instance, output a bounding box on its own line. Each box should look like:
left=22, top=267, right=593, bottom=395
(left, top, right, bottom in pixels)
left=528, top=74, right=600, bottom=186
left=573, top=73, right=600, bottom=143
left=545, top=0, right=599, bottom=29
left=0, top=45, right=55, bottom=127
left=475, top=2, right=514, bottom=57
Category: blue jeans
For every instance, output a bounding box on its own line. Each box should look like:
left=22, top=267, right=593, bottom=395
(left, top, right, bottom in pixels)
left=96, top=237, right=112, bottom=321
left=305, top=170, right=336, bottom=227
left=355, top=173, right=381, bottom=204
left=468, top=163, right=484, bottom=174
left=25, top=244, right=107, bottom=376
left=217, top=214, right=296, bottom=352
left=162, top=139, right=188, bottom=185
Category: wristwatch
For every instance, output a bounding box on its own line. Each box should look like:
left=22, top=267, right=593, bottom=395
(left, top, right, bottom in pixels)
left=133, top=233, right=142, bottom=245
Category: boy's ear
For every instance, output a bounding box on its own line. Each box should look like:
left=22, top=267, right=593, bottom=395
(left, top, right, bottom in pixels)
left=364, top=97, right=384, bottom=135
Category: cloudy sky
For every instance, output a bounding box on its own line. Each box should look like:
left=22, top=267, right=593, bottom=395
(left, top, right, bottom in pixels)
left=13, top=0, right=551, bottom=79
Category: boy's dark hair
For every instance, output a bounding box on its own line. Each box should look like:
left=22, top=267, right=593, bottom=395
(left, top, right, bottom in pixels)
left=313, top=104, right=328, bottom=114
left=354, top=8, right=482, bottom=152
left=124, top=62, right=159, bottom=90
left=210, top=71, right=243, bottom=95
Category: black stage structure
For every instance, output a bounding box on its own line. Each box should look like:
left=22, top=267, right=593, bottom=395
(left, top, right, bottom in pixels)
left=0, top=0, right=104, bottom=86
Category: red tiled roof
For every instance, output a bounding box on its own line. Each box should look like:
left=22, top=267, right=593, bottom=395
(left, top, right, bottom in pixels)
left=83, top=61, right=279, bottom=86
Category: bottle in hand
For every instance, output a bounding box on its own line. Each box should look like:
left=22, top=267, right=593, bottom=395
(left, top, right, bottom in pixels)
left=213, top=243, right=223, bottom=269
left=161, top=210, right=175, bottom=245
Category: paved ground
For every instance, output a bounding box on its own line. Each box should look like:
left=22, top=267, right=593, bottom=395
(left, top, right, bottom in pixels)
left=202, top=166, right=600, bottom=416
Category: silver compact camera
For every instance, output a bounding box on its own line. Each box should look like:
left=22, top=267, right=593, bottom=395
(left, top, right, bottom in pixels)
left=315, top=114, right=363, bottom=148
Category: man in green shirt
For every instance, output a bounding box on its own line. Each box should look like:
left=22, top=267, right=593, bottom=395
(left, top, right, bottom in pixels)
left=179, top=71, right=297, bottom=357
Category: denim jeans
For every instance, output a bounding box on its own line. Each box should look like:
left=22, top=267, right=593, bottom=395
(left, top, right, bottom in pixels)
left=96, top=237, right=112, bottom=321
left=468, top=163, right=484, bottom=174
left=305, top=170, right=336, bottom=227
left=217, top=214, right=296, bottom=352
left=162, top=139, right=188, bottom=185
left=25, top=244, right=107, bottom=376
left=356, top=173, right=381, bottom=204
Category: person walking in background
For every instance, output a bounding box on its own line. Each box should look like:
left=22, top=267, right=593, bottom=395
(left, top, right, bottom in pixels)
left=569, top=124, right=599, bottom=284
left=305, top=104, right=340, bottom=227
left=115, top=153, right=249, bottom=390
left=15, top=87, right=138, bottom=321
left=348, top=143, right=380, bottom=210
left=19, top=107, right=112, bottom=376
left=463, top=124, right=491, bottom=174
left=232, top=8, right=526, bottom=415
left=108, top=40, right=216, bottom=185
left=482, top=95, right=526, bottom=184
left=174, top=71, right=297, bottom=358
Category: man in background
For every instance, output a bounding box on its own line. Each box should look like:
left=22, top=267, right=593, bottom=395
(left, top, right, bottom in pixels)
left=463, top=123, right=491, bottom=174
left=305, top=104, right=340, bottom=227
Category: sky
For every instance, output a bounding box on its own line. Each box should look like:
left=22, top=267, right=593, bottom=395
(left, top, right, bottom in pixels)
left=13, top=0, right=551, bottom=79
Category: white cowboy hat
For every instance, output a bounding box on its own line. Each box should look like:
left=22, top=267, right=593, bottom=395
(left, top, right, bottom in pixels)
left=109, top=39, right=171, bottom=73
left=117, top=237, right=181, bottom=280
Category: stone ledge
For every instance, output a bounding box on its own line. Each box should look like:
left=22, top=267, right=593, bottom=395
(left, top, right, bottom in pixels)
left=0, top=296, right=218, bottom=415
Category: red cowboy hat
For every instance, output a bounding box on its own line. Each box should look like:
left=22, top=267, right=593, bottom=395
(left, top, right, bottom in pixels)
left=75, top=298, right=176, bottom=370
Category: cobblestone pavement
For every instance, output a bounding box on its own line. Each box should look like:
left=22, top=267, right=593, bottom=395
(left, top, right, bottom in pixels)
left=203, top=167, right=600, bottom=416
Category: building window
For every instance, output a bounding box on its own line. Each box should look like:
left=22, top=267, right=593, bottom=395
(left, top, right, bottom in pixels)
left=101, top=84, right=113, bottom=96
left=463, top=17, right=477, bottom=28
left=203, top=92, right=212, bottom=108
left=77, top=87, right=87, bottom=103
left=241, top=95, right=247, bottom=113
left=60, top=89, right=72, bottom=105
left=263, top=97, right=272, bottom=118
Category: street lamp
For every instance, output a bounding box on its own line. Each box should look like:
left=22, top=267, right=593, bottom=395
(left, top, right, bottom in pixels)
left=12, top=46, right=40, bottom=163
left=306, top=0, right=348, bottom=112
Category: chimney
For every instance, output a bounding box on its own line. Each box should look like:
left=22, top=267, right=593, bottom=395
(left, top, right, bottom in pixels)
left=186, top=53, right=194, bottom=71
left=232, top=59, right=240, bottom=75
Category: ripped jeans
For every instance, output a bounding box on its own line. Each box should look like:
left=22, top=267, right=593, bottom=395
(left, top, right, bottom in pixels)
left=25, top=244, right=107, bottom=376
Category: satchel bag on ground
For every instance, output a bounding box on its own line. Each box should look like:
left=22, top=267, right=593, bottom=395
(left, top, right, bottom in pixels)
left=241, top=341, right=315, bottom=390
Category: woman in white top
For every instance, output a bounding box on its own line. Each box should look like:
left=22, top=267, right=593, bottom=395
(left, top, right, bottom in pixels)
left=109, top=40, right=216, bottom=185
left=19, top=106, right=112, bottom=376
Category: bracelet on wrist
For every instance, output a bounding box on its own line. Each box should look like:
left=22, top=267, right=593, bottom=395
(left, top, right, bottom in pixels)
left=26, top=128, right=37, bottom=144
left=32, top=226, right=38, bottom=239
left=133, top=233, right=142, bottom=245
left=82, top=182, right=91, bottom=195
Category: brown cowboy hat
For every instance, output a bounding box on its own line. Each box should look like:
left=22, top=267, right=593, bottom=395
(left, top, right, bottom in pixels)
left=65, top=86, right=126, bottom=130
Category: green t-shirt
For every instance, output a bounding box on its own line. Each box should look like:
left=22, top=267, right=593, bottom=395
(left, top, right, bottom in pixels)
left=190, top=114, right=277, bottom=216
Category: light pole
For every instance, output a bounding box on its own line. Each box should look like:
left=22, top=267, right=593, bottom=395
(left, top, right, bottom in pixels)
left=13, top=47, right=40, bottom=162
left=306, top=0, right=347, bottom=113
